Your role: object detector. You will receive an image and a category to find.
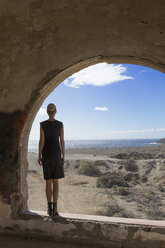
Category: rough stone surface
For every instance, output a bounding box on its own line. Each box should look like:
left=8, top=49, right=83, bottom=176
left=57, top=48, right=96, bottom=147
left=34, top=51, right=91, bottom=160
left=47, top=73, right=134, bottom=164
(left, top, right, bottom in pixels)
left=0, top=0, right=165, bottom=113
left=0, top=0, right=165, bottom=247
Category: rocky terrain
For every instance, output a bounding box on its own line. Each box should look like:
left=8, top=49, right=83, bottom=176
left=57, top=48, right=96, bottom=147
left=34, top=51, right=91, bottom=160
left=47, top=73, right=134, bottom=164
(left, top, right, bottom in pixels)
left=27, top=145, right=165, bottom=220
left=158, top=138, right=165, bottom=144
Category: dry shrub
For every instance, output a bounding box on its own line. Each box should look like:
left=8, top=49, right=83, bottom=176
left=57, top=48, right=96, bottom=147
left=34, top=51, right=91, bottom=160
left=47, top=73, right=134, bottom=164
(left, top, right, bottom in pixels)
left=158, top=183, right=165, bottom=192
left=99, top=204, right=134, bottom=218
left=116, top=186, right=129, bottom=196
left=123, top=172, right=139, bottom=182
left=124, top=158, right=138, bottom=172
left=96, top=173, right=128, bottom=188
left=78, top=160, right=101, bottom=177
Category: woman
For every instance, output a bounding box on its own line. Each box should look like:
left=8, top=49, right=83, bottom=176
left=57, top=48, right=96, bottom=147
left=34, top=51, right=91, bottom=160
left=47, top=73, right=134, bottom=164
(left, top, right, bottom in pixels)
left=38, top=103, right=65, bottom=217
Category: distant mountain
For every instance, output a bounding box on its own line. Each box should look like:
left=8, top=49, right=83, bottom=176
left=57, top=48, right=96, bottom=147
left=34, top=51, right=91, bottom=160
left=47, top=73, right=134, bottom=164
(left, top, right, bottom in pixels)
left=157, top=138, right=165, bottom=144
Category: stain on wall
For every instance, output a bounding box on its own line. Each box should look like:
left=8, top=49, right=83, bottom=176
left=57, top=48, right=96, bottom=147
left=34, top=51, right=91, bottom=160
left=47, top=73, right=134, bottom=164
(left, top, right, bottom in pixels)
left=0, top=110, right=28, bottom=203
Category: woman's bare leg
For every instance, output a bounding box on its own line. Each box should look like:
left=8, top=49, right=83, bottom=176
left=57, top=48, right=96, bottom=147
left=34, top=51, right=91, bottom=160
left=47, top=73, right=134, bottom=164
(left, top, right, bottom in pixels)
left=46, top=179, right=52, bottom=202
left=53, top=179, right=59, bottom=203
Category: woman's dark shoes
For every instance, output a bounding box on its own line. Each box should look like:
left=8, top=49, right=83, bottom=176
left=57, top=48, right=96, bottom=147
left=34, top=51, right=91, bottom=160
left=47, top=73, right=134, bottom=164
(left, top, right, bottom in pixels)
left=52, top=202, right=59, bottom=217
left=47, top=202, right=59, bottom=217
left=47, top=202, right=52, bottom=217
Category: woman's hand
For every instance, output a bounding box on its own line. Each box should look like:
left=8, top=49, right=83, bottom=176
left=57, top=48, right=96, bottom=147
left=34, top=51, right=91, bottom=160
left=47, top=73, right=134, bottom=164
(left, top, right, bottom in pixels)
left=38, top=156, right=42, bottom=166
left=62, top=157, right=65, bottom=166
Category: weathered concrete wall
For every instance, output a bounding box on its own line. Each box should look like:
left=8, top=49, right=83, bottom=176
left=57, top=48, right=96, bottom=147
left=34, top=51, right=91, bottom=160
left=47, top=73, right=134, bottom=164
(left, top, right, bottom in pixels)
left=0, top=0, right=165, bottom=113
left=0, top=0, right=165, bottom=247
left=0, top=211, right=165, bottom=248
left=0, top=111, right=27, bottom=204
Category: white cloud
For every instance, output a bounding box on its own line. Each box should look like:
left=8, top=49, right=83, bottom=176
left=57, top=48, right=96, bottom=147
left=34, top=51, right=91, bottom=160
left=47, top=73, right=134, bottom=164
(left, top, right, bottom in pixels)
left=139, top=69, right=151, bottom=73
left=104, top=128, right=165, bottom=134
left=38, top=108, right=47, bottom=115
left=94, top=106, right=109, bottom=111
left=64, top=63, right=133, bottom=88
left=155, top=128, right=165, bottom=132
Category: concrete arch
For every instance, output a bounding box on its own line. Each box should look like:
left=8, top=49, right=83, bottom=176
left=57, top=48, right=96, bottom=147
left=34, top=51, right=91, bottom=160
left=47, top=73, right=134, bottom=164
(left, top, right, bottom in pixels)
left=20, top=56, right=165, bottom=213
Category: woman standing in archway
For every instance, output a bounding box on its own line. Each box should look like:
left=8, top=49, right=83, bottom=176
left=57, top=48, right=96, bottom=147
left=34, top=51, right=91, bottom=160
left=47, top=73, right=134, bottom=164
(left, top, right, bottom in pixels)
left=38, top=103, right=65, bottom=217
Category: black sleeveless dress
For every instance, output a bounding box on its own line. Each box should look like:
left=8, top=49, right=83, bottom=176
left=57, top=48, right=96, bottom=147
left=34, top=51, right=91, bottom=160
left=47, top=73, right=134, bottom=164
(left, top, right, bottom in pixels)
left=40, top=120, right=64, bottom=180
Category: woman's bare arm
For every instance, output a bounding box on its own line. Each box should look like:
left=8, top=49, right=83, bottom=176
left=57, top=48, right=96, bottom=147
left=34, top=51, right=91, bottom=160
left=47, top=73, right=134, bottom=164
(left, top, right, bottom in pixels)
left=60, top=124, right=65, bottom=165
left=38, top=126, right=44, bottom=166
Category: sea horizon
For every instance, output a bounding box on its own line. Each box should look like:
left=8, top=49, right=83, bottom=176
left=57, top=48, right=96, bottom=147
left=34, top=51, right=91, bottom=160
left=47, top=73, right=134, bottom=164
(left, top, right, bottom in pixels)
left=28, top=138, right=161, bottom=153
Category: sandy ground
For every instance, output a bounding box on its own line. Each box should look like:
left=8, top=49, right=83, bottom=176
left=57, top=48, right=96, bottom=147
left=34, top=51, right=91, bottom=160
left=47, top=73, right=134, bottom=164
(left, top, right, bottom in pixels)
left=27, top=145, right=165, bottom=220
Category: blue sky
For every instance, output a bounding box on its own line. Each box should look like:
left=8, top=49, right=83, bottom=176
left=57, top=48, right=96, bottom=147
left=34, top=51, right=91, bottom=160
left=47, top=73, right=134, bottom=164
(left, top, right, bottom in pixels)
left=29, top=63, right=165, bottom=141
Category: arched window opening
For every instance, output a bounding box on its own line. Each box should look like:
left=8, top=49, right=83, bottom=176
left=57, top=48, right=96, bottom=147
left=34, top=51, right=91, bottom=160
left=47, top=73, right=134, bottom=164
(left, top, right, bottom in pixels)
left=27, top=62, right=165, bottom=221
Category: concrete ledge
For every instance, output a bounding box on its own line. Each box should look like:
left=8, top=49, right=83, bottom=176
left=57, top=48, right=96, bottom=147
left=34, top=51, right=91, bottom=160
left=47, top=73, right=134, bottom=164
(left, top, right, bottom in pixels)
left=33, top=210, right=165, bottom=227
left=0, top=209, right=165, bottom=248
left=2, top=210, right=159, bottom=248
left=25, top=210, right=165, bottom=227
